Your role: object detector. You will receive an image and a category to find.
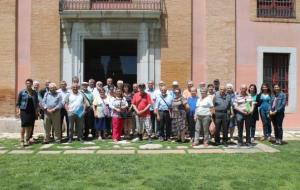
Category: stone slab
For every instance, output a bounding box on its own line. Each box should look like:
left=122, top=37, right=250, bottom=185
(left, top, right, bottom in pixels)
left=38, top=151, right=62, bottom=154
left=255, top=143, right=280, bottom=153
left=64, top=150, right=95, bottom=154
left=57, top=146, right=73, bottom=149
left=137, top=150, right=185, bottom=154
left=224, top=148, right=262, bottom=154
left=176, top=146, right=188, bottom=149
left=0, top=150, right=8, bottom=154
left=96, top=150, right=135, bottom=154
left=187, top=149, right=224, bottom=154
left=123, top=147, right=135, bottom=150
left=139, top=144, right=163, bottom=150
left=8, top=150, right=34, bottom=154
left=82, top=141, right=95, bottom=145
left=79, top=146, right=100, bottom=150
left=192, top=145, right=219, bottom=149
left=40, top=144, right=54, bottom=150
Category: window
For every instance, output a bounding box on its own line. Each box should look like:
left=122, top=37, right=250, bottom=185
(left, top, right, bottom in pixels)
left=257, top=0, right=295, bottom=18
left=263, top=53, right=289, bottom=104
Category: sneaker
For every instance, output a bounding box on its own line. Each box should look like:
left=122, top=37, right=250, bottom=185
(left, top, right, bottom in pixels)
left=223, top=142, right=228, bottom=147
left=245, top=143, right=252, bottom=147
left=251, top=138, right=255, bottom=143
left=20, top=141, right=25, bottom=148
left=278, top=139, right=283, bottom=145
left=267, top=136, right=272, bottom=142
left=139, top=134, right=143, bottom=141
left=132, top=137, right=140, bottom=142
left=260, top=137, right=267, bottom=141
left=24, top=141, right=29, bottom=146
left=98, top=136, right=103, bottom=141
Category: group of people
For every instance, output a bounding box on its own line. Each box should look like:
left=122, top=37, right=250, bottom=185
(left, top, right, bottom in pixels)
left=16, top=77, right=286, bottom=147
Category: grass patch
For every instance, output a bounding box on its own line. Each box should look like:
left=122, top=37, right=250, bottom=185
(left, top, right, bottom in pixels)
left=0, top=140, right=299, bottom=190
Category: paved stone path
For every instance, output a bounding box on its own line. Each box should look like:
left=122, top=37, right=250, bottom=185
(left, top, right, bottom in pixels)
left=2, top=130, right=300, bottom=140
left=0, top=142, right=281, bottom=155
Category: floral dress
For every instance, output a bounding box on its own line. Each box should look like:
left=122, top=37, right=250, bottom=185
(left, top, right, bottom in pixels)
left=171, top=97, right=188, bottom=134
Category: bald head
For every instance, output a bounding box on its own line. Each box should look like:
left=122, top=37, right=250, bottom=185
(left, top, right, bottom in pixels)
left=240, top=84, right=247, bottom=95
left=49, top=83, right=57, bottom=93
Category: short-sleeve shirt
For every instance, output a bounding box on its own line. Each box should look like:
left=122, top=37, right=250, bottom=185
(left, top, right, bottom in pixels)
left=187, top=96, right=199, bottom=117
left=66, top=93, right=85, bottom=117
left=182, top=89, right=191, bottom=99
left=57, top=88, right=70, bottom=105
left=195, top=96, right=213, bottom=116
left=109, top=97, right=128, bottom=118
left=155, top=94, right=173, bottom=111
left=146, top=88, right=156, bottom=111
left=132, top=92, right=153, bottom=117
left=93, top=96, right=106, bottom=118
left=234, top=94, right=253, bottom=113
left=213, top=92, right=231, bottom=112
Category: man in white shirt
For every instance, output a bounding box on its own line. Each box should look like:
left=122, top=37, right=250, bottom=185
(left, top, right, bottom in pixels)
left=57, top=80, right=70, bottom=139
left=65, top=83, right=86, bottom=143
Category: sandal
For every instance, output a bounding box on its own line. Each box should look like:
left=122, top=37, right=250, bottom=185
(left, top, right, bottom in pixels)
left=20, top=141, right=25, bottom=148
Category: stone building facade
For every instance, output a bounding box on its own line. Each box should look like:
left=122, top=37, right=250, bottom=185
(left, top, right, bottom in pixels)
left=0, top=0, right=299, bottom=128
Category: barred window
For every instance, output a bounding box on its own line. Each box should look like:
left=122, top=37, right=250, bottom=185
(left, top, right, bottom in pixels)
left=263, top=53, right=289, bottom=104
left=257, top=0, right=295, bottom=18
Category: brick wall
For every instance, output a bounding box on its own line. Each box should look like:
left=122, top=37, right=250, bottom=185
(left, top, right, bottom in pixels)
left=160, top=0, right=192, bottom=88
left=0, top=0, right=16, bottom=116
left=205, top=0, right=236, bottom=85
left=31, top=0, right=60, bottom=86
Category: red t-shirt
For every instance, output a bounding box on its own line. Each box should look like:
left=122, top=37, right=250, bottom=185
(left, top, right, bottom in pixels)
left=131, top=92, right=152, bottom=117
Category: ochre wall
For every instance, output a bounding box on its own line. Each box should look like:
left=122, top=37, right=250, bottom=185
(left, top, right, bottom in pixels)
left=160, top=0, right=192, bottom=88
left=30, top=0, right=60, bottom=85
left=0, top=0, right=16, bottom=116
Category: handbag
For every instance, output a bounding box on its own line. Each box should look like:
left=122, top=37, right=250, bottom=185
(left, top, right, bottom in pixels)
left=101, top=98, right=111, bottom=117
left=118, top=99, right=127, bottom=119
left=209, top=120, right=216, bottom=136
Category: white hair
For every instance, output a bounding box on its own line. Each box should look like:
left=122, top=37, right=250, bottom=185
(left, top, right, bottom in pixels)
left=33, top=81, right=40, bottom=85
left=49, top=83, right=57, bottom=88
left=96, top=81, right=103, bottom=86
left=226, top=83, right=233, bottom=88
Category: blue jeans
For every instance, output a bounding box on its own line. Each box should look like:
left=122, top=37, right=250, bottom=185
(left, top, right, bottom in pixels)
left=260, top=110, right=272, bottom=138
left=249, top=115, right=257, bottom=138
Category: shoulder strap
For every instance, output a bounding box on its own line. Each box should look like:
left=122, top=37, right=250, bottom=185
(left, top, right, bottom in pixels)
left=81, top=91, right=92, bottom=105
left=160, top=95, right=170, bottom=108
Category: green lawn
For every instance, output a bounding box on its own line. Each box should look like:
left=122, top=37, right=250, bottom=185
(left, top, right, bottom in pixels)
left=0, top=141, right=299, bottom=190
